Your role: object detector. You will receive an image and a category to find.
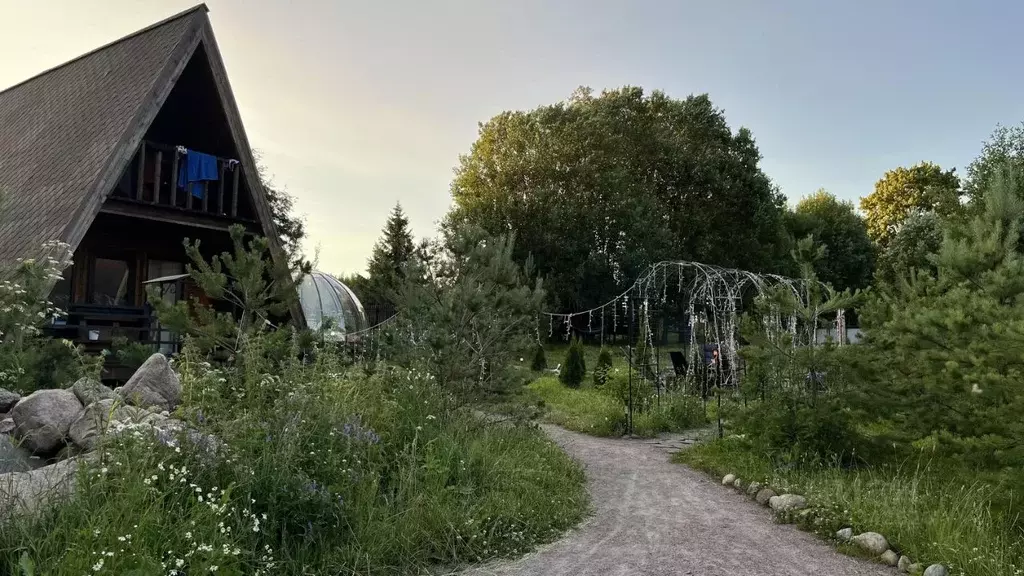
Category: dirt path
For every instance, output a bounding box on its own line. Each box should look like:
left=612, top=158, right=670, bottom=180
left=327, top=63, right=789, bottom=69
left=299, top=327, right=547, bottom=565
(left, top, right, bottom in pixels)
left=460, top=425, right=890, bottom=576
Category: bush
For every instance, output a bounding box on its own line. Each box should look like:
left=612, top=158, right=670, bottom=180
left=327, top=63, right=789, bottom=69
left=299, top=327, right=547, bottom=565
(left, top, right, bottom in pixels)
left=530, top=343, right=547, bottom=371
left=592, top=348, right=613, bottom=387
left=559, top=338, right=586, bottom=388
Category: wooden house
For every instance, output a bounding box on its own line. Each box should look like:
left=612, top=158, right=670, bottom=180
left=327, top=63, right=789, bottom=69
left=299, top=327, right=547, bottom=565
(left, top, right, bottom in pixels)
left=0, top=5, right=292, bottom=365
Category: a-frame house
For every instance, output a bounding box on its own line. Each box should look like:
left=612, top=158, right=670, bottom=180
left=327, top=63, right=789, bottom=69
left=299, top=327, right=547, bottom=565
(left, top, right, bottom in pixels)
left=0, top=5, right=291, bottom=361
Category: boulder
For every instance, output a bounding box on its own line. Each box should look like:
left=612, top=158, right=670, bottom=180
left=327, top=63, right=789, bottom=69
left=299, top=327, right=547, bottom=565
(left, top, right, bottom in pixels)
left=0, top=418, right=13, bottom=435
left=0, top=389, right=20, bottom=412
left=732, top=478, right=743, bottom=489
left=0, top=435, right=44, bottom=474
left=908, top=564, right=922, bottom=575
left=70, top=378, right=116, bottom=406
left=68, top=399, right=116, bottom=451
left=11, top=389, right=83, bottom=453
left=118, top=354, right=181, bottom=411
left=0, top=456, right=83, bottom=518
left=898, top=555, right=913, bottom=572
left=851, top=532, right=889, bottom=556
left=924, top=565, right=948, bottom=576
left=755, top=488, right=777, bottom=506
left=881, top=550, right=899, bottom=566
left=835, top=527, right=853, bottom=541
left=721, top=473, right=736, bottom=486
left=746, top=482, right=762, bottom=496
left=768, top=493, right=807, bottom=512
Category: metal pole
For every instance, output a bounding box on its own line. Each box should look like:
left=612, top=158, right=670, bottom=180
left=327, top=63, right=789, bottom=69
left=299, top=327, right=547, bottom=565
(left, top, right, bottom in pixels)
left=627, top=297, right=634, bottom=437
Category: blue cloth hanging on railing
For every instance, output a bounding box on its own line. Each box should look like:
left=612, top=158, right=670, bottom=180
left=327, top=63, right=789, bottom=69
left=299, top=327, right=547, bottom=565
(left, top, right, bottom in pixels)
left=177, top=149, right=219, bottom=199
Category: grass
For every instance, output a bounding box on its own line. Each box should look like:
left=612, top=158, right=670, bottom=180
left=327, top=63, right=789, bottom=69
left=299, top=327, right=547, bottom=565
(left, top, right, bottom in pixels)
left=529, top=376, right=627, bottom=437
left=0, top=348, right=589, bottom=575
left=677, top=437, right=1024, bottom=576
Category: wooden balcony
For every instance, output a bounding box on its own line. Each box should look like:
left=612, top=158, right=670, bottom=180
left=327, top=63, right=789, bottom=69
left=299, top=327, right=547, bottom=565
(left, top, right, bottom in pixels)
left=105, top=140, right=256, bottom=227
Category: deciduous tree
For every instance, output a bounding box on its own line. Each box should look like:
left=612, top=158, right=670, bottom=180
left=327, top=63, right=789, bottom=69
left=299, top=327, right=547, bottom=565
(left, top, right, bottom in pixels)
left=786, top=190, right=874, bottom=291
left=859, top=162, right=960, bottom=246
left=446, top=86, right=789, bottom=312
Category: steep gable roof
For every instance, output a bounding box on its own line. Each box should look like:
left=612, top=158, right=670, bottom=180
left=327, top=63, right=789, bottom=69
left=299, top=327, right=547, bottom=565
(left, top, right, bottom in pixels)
left=0, top=4, right=283, bottom=266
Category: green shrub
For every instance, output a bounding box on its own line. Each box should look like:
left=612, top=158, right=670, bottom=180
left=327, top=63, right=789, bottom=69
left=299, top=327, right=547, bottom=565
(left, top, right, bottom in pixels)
left=601, top=371, right=654, bottom=412
left=592, top=348, right=613, bottom=387
left=530, top=343, right=547, bottom=371
left=661, top=393, right=706, bottom=430
left=559, top=338, right=586, bottom=388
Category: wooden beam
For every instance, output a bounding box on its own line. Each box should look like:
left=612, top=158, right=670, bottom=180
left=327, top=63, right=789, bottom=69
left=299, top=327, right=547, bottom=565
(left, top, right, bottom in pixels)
left=230, top=166, right=240, bottom=217
left=217, top=161, right=226, bottom=214
left=135, top=144, right=145, bottom=200
left=201, top=181, right=209, bottom=212
left=100, top=201, right=247, bottom=232
left=186, top=175, right=193, bottom=210
left=170, top=150, right=179, bottom=207
left=152, top=151, right=162, bottom=204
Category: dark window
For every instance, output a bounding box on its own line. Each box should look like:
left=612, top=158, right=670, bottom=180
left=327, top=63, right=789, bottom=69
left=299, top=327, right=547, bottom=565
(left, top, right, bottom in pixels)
left=91, top=258, right=132, bottom=306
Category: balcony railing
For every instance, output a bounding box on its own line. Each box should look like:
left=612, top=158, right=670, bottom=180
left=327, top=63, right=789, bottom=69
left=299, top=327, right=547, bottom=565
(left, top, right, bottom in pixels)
left=112, top=140, right=249, bottom=220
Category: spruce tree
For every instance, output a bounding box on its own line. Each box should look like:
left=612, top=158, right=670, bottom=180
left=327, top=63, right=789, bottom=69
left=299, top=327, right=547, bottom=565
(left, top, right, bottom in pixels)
left=366, top=203, right=416, bottom=306
left=561, top=338, right=586, bottom=388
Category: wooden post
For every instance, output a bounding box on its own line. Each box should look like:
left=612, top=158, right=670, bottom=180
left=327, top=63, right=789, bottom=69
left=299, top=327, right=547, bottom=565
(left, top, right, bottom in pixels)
left=217, top=161, right=226, bottom=214
left=170, top=150, right=179, bottom=207
left=135, top=144, right=145, bottom=200
left=201, top=181, right=209, bottom=212
left=186, top=177, right=193, bottom=210
left=230, top=166, right=239, bottom=217
left=152, top=151, right=162, bottom=204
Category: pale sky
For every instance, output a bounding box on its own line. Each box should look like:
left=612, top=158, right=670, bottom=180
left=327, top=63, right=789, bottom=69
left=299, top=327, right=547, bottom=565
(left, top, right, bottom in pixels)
left=2, top=1, right=1022, bottom=275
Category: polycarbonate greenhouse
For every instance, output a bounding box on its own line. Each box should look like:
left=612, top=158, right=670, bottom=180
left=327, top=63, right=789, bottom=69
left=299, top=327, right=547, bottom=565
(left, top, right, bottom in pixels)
left=297, top=271, right=369, bottom=340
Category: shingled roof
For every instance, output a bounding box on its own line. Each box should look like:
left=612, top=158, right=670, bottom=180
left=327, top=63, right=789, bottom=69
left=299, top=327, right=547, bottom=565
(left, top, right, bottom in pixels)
left=0, top=4, right=281, bottom=266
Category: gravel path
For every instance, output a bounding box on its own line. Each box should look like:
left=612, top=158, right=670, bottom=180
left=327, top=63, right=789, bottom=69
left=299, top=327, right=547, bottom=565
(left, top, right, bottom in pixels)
left=460, top=425, right=891, bottom=576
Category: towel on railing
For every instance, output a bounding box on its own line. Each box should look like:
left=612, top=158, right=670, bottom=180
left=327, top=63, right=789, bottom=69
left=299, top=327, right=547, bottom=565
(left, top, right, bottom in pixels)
left=177, top=149, right=219, bottom=199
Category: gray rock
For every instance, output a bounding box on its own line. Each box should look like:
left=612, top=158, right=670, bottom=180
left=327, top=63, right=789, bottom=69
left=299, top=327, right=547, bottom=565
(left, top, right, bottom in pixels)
left=755, top=488, right=777, bottom=506
left=851, top=532, right=889, bottom=556
left=908, top=564, right=922, bottom=575
left=721, top=473, right=736, bottom=486
left=746, top=481, right=762, bottom=496
left=0, top=418, right=13, bottom=435
left=0, top=456, right=83, bottom=518
left=0, top=435, right=44, bottom=474
left=68, top=399, right=116, bottom=451
left=70, top=378, right=116, bottom=406
left=118, top=354, right=181, bottom=411
left=835, top=527, right=853, bottom=541
left=0, top=389, right=20, bottom=412
left=924, top=565, right=948, bottom=576
left=11, top=389, right=83, bottom=453
left=898, top=555, right=913, bottom=572
left=732, top=478, right=743, bottom=489
left=768, top=493, right=807, bottom=512
left=881, top=550, right=899, bottom=566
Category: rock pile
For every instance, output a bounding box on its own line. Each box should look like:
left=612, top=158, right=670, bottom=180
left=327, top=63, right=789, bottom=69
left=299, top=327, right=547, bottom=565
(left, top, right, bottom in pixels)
left=0, top=353, right=186, bottom=517
left=719, top=471, right=948, bottom=575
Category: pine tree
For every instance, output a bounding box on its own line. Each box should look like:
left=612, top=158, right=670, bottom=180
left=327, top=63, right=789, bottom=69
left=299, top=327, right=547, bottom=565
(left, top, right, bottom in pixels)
left=860, top=166, right=1024, bottom=468
left=593, top=348, right=613, bottom=387
left=366, top=203, right=416, bottom=306
left=530, top=343, right=547, bottom=371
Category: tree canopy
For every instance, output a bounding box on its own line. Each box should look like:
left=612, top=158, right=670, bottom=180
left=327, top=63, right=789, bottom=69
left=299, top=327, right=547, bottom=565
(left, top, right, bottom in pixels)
left=965, top=122, right=1024, bottom=207
left=445, top=86, right=789, bottom=312
left=873, top=210, right=943, bottom=287
left=785, top=190, right=874, bottom=291
left=859, top=162, right=960, bottom=246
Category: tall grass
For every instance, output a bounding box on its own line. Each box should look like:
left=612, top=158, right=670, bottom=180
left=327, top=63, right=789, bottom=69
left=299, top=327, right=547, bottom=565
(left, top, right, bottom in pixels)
left=678, top=437, right=1024, bottom=576
left=0, top=347, right=589, bottom=575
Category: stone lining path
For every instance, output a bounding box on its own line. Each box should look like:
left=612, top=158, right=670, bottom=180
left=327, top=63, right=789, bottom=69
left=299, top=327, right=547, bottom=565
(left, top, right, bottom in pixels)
left=460, top=425, right=891, bottom=576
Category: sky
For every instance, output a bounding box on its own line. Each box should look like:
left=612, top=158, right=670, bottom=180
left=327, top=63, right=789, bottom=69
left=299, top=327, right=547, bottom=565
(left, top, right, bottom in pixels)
left=2, top=0, right=1023, bottom=275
